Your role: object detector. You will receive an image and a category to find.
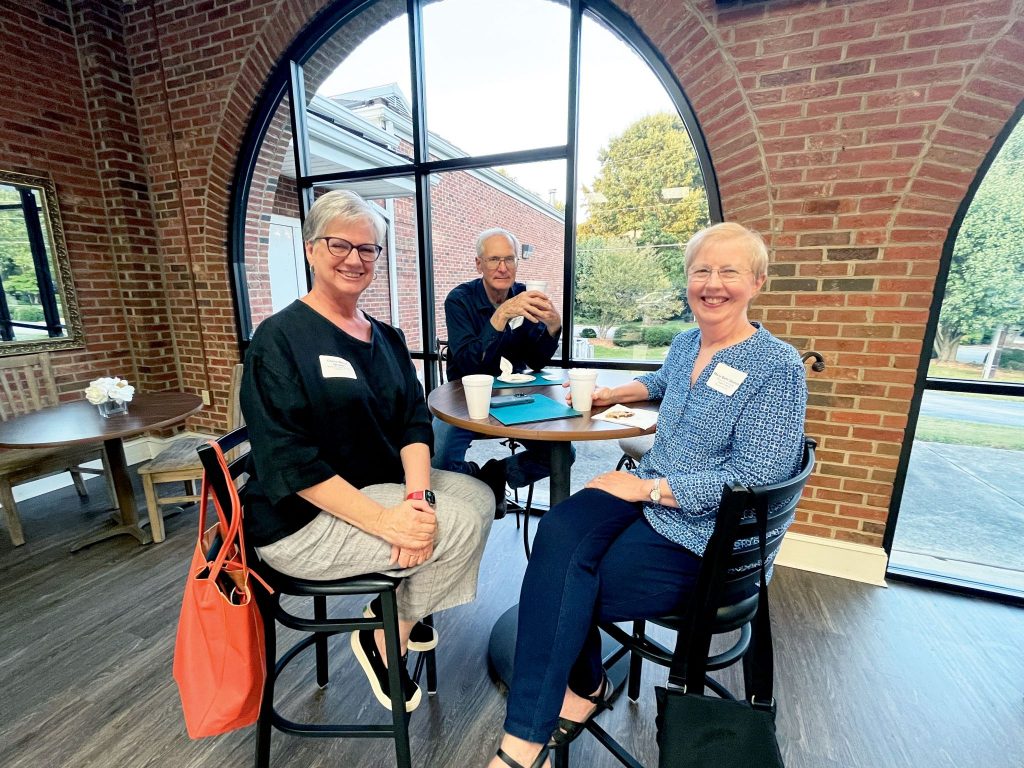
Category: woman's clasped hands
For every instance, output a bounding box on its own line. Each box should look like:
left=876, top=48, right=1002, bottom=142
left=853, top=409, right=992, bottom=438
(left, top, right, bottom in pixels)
left=375, top=497, right=437, bottom=568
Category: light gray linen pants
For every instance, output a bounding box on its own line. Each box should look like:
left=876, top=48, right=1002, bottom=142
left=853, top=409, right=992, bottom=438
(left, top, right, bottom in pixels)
left=255, top=469, right=494, bottom=622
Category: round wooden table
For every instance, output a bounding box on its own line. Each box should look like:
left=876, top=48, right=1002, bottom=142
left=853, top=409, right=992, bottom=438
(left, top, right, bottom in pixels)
left=427, top=379, right=655, bottom=506
left=429, top=377, right=656, bottom=687
left=0, top=391, right=203, bottom=550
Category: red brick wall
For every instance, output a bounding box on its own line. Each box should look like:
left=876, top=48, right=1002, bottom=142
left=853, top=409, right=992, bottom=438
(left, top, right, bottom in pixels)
left=616, top=0, right=1024, bottom=545
left=2, top=0, right=1022, bottom=548
left=0, top=1, right=170, bottom=403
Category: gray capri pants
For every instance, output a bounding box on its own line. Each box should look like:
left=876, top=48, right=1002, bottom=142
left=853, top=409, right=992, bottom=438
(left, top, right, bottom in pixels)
left=255, top=469, right=494, bottom=621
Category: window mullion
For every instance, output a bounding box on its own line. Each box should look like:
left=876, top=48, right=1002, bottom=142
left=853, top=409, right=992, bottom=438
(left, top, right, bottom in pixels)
left=561, top=0, right=583, bottom=367
left=408, top=0, right=438, bottom=384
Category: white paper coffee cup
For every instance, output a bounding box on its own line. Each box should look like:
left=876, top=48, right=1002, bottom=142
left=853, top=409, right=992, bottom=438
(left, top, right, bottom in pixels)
left=462, top=374, right=494, bottom=419
left=523, top=280, right=548, bottom=294
left=568, top=369, right=599, bottom=412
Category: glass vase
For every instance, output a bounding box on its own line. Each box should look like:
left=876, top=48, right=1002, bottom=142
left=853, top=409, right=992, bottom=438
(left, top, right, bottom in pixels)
left=97, top=399, right=128, bottom=418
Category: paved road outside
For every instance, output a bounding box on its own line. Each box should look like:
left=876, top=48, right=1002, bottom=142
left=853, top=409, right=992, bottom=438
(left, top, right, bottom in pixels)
left=920, top=390, right=1024, bottom=427
left=890, top=441, right=1024, bottom=592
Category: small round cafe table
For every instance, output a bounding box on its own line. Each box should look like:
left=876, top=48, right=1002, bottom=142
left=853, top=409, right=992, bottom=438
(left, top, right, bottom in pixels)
left=428, top=377, right=656, bottom=689
left=0, top=391, right=203, bottom=551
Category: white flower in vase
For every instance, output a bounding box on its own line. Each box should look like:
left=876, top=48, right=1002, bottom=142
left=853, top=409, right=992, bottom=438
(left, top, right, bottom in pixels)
left=84, top=377, right=136, bottom=405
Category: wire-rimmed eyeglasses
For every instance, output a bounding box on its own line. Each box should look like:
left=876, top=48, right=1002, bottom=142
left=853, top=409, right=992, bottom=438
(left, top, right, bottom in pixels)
left=310, top=236, right=383, bottom=262
left=481, top=256, right=518, bottom=270
left=687, top=266, right=751, bottom=283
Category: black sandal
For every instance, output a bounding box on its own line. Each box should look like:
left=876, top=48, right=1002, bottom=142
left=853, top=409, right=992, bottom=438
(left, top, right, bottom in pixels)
left=496, top=744, right=550, bottom=768
left=548, top=674, right=615, bottom=748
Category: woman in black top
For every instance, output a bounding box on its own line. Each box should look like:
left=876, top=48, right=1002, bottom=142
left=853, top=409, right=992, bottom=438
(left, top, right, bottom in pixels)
left=242, top=190, right=493, bottom=713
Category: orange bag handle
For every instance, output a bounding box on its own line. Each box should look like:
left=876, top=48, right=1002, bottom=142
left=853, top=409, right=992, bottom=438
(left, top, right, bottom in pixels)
left=199, top=440, right=271, bottom=595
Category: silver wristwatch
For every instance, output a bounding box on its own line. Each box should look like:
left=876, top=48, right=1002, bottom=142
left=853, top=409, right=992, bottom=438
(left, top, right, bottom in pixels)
left=649, top=478, right=660, bottom=504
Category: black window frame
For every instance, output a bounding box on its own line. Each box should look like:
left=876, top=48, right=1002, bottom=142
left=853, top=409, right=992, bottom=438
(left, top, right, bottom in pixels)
left=228, top=0, right=721, bottom=392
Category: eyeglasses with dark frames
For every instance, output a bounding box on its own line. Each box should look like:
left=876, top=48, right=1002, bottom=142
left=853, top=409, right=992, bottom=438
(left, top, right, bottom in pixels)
left=310, top=236, right=383, bottom=262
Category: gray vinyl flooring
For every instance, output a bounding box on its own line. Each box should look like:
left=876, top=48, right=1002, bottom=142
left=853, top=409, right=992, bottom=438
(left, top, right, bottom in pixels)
left=1, top=469, right=1023, bottom=768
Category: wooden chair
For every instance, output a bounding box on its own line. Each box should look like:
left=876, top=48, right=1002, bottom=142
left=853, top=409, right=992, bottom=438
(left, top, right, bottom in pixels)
left=137, top=363, right=244, bottom=543
left=553, top=438, right=817, bottom=767
left=0, top=353, right=114, bottom=546
left=197, top=426, right=437, bottom=768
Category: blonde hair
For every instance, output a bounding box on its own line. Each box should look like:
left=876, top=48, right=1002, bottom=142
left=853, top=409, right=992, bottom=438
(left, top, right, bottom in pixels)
left=684, top=222, right=769, bottom=280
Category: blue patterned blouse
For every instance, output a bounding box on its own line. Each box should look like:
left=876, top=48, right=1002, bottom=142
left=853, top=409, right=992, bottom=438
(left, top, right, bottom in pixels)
left=634, top=323, right=807, bottom=556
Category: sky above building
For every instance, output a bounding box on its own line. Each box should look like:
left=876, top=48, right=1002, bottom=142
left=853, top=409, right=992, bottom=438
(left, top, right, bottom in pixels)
left=318, top=0, right=677, bottom=209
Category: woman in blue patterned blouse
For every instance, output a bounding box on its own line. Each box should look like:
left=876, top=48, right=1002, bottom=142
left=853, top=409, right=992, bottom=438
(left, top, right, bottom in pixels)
left=489, top=222, right=807, bottom=768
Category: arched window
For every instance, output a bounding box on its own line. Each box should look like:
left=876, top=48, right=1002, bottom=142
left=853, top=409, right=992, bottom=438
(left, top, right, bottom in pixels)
left=888, top=106, right=1024, bottom=599
left=229, top=0, right=719, bottom=389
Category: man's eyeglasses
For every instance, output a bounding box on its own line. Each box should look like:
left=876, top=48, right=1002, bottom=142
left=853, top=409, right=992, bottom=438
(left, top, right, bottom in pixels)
left=482, top=256, right=518, bottom=270
left=687, top=266, right=750, bottom=284
left=310, top=236, right=383, bottom=262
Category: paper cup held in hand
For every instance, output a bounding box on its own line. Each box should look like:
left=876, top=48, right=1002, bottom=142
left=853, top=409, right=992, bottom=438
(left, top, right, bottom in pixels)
left=523, top=280, right=548, bottom=294
left=462, top=374, right=494, bottom=419
left=568, top=369, right=599, bottom=412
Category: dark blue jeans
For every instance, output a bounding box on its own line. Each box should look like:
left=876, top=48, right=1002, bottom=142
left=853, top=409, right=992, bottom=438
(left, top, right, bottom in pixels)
left=503, top=488, right=701, bottom=743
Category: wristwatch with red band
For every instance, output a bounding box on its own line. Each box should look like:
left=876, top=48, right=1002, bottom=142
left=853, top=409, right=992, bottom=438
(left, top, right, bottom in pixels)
left=406, top=489, right=436, bottom=507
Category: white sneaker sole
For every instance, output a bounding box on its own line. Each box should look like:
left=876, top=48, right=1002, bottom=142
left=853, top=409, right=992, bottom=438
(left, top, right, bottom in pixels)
left=350, top=631, right=422, bottom=713
left=362, top=604, right=439, bottom=652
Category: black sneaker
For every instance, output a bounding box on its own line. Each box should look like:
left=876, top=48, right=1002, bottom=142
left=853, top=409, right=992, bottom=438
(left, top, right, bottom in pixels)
left=363, top=596, right=438, bottom=652
left=474, top=459, right=508, bottom=520
left=350, top=628, right=422, bottom=712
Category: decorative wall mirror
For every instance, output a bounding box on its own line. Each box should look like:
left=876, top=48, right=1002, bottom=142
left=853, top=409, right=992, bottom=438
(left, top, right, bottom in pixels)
left=0, top=169, right=83, bottom=355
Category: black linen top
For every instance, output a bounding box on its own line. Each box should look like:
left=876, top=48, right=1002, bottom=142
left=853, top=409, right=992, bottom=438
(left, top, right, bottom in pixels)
left=241, top=301, right=434, bottom=547
left=444, top=278, right=559, bottom=381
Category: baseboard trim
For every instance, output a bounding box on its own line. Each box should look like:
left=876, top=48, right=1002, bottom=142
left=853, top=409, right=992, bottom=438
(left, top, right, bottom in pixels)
left=776, top=531, right=889, bottom=586
left=11, top=432, right=211, bottom=502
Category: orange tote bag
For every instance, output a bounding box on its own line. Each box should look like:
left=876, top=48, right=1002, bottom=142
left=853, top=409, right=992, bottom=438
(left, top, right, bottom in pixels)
left=173, top=440, right=271, bottom=738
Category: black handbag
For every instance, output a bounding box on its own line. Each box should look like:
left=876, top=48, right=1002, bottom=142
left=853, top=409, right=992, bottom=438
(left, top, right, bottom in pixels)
left=655, top=498, right=785, bottom=768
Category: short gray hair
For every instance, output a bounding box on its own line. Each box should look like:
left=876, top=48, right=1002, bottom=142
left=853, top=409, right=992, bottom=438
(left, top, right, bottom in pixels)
left=684, top=222, right=769, bottom=280
left=475, top=228, right=520, bottom=258
left=302, top=190, right=387, bottom=244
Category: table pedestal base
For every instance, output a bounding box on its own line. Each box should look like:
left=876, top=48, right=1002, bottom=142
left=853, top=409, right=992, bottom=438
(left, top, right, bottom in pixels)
left=488, top=604, right=631, bottom=698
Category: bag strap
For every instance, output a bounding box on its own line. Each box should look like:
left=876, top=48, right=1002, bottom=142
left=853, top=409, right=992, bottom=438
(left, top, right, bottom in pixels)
left=668, top=486, right=774, bottom=709
left=196, top=472, right=237, bottom=584
left=199, top=440, right=271, bottom=594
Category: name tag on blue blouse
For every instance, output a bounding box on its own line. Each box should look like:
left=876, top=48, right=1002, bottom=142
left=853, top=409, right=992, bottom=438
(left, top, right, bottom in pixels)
left=320, top=355, right=357, bottom=379
left=706, top=362, right=747, bottom=396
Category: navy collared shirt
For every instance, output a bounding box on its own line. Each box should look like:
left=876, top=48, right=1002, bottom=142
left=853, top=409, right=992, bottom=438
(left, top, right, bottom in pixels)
left=444, top=278, right=559, bottom=381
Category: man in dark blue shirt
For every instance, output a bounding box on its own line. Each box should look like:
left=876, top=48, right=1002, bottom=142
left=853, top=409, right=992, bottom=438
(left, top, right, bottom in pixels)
left=433, top=228, right=570, bottom=517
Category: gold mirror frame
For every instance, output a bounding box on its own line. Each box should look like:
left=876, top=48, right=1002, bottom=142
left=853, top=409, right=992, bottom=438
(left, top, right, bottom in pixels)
left=0, top=169, right=84, bottom=356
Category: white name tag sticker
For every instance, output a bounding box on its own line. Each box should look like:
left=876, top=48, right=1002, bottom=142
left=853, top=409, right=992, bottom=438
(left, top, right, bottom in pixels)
left=706, top=362, right=747, bottom=396
left=319, top=355, right=357, bottom=379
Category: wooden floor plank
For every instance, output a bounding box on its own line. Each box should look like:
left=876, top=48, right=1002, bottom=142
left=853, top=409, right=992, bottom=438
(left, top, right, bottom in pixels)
left=1, top=473, right=1023, bottom=767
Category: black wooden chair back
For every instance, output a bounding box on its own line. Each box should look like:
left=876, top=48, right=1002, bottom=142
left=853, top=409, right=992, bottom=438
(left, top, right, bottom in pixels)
left=570, top=438, right=817, bottom=768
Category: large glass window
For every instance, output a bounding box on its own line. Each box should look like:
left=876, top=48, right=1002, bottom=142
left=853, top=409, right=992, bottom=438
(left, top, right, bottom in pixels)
left=231, top=0, right=718, bottom=389
left=888, top=113, right=1024, bottom=599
